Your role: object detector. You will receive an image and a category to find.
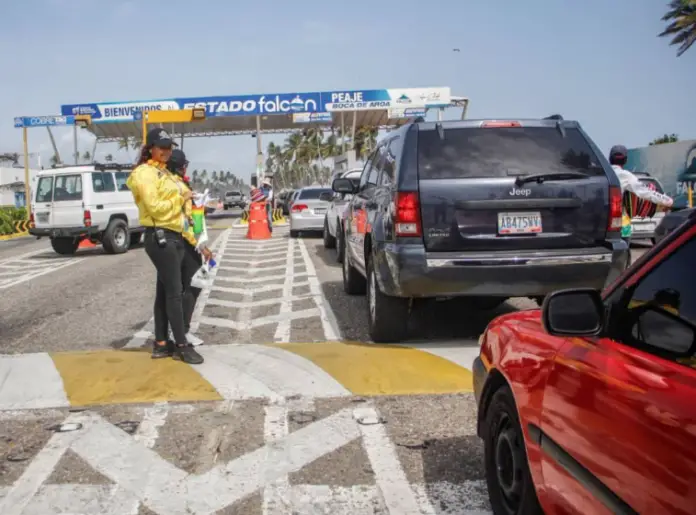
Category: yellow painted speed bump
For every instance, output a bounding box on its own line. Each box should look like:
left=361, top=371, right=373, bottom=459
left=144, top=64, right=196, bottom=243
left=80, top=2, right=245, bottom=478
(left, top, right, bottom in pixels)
left=50, top=350, right=222, bottom=407
left=274, top=342, right=474, bottom=396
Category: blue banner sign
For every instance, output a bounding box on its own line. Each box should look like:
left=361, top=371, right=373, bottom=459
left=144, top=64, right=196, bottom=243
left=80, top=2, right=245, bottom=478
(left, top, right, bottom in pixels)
left=14, top=115, right=76, bottom=128
left=292, top=112, right=333, bottom=123
left=60, top=87, right=451, bottom=123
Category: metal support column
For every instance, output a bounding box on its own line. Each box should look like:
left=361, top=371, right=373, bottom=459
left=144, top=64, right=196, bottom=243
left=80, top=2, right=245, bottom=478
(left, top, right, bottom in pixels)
left=350, top=110, right=358, bottom=150
left=340, top=112, right=346, bottom=154
left=22, top=127, right=30, bottom=213
left=255, top=115, right=263, bottom=182
left=73, top=124, right=78, bottom=164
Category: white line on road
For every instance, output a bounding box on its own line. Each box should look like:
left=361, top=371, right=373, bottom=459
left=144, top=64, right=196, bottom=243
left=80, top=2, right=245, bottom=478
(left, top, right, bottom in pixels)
left=215, top=271, right=308, bottom=283
left=0, top=423, right=81, bottom=515
left=0, top=248, right=55, bottom=265
left=0, top=258, right=85, bottom=291
left=210, top=281, right=310, bottom=295
left=274, top=239, right=295, bottom=342
left=263, top=405, right=292, bottom=514
left=354, top=405, right=434, bottom=515
left=299, top=238, right=342, bottom=341
left=0, top=353, right=70, bottom=410
left=199, top=307, right=320, bottom=330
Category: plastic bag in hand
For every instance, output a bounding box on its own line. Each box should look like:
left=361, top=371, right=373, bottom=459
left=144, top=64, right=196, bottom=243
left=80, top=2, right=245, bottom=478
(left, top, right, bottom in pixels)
left=191, top=263, right=213, bottom=290
left=193, top=188, right=210, bottom=208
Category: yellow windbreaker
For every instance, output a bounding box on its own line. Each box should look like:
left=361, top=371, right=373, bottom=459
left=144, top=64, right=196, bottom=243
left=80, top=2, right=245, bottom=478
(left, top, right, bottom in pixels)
left=126, top=160, right=197, bottom=247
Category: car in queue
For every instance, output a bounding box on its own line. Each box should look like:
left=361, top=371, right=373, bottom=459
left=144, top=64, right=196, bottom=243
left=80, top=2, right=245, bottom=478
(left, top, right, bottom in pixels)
left=29, top=163, right=143, bottom=255
left=627, top=171, right=668, bottom=242
left=223, top=190, right=245, bottom=210
left=653, top=206, right=694, bottom=244
left=473, top=208, right=696, bottom=515
left=332, top=116, right=630, bottom=342
left=322, top=168, right=363, bottom=262
left=289, top=186, right=333, bottom=238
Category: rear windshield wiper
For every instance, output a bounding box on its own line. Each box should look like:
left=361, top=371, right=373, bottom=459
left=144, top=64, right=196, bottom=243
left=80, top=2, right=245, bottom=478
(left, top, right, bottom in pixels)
left=515, top=171, right=589, bottom=186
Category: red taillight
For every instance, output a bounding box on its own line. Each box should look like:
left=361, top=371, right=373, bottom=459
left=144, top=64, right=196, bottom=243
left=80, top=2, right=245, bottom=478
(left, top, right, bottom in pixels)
left=29, top=212, right=34, bottom=224
left=83, top=209, right=92, bottom=227
left=481, top=121, right=521, bottom=128
left=292, top=204, right=308, bottom=213
left=608, top=186, right=622, bottom=232
left=394, top=192, right=421, bottom=237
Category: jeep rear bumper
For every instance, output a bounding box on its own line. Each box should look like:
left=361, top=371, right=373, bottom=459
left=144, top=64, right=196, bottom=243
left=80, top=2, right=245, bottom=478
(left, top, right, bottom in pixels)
left=373, top=240, right=629, bottom=298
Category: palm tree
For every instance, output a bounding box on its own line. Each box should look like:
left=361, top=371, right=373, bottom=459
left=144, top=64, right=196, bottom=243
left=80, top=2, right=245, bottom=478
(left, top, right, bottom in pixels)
left=82, top=151, right=91, bottom=163
left=659, top=0, right=696, bottom=56
left=45, top=127, right=62, bottom=165
left=49, top=154, right=59, bottom=167
left=105, top=154, right=114, bottom=162
left=353, top=126, right=378, bottom=158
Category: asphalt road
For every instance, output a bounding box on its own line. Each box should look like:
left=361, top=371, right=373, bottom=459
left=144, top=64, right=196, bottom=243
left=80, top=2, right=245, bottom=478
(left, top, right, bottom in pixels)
left=0, top=216, right=653, bottom=515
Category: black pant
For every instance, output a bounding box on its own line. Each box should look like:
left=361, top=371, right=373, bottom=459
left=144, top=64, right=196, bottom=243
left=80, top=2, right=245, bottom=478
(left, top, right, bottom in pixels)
left=181, top=241, right=203, bottom=333
left=623, top=236, right=632, bottom=269
left=144, top=229, right=188, bottom=345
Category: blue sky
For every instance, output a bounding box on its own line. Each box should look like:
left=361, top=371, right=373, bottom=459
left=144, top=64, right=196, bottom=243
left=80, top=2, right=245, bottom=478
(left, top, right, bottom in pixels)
left=1, top=0, right=693, bottom=181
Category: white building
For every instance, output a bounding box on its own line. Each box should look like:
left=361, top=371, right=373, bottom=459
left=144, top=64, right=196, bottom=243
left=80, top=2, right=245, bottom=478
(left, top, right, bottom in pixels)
left=0, top=166, right=41, bottom=208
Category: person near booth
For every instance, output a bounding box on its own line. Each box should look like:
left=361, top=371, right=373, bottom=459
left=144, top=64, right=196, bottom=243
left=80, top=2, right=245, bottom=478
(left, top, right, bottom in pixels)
left=167, top=148, right=213, bottom=347
left=261, top=178, right=274, bottom=232
left=125, top=128, right=203, bottom=364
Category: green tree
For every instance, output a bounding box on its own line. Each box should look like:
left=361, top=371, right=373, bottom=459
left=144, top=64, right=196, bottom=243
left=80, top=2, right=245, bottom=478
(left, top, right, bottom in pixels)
left=650, top=133, right=680, bottom=145
left=659, top=0, right=696, bottom=56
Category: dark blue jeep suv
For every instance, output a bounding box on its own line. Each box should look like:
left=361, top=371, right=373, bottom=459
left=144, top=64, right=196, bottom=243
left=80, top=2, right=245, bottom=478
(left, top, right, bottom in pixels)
left=332, top=117, right=630, bottom=343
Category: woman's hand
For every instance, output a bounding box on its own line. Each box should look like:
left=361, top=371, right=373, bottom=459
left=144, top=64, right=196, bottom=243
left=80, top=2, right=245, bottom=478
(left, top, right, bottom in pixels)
left=201, top=247, right=213, bottom=261
left=182, top=189, right=193, bottom=201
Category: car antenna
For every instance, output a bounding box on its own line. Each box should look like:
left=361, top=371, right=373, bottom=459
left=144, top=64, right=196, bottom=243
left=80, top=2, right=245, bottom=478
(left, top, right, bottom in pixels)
left=435, top=122, right=445, bottom=141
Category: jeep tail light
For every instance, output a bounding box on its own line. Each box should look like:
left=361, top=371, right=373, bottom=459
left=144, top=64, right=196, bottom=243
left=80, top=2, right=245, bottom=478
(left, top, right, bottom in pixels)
left=394, top=192, right=421, bottom=237
left=292, top=204, right=308, bottom=213
left=83, top=209, right=92, bottom=227
left=29, top=212, right=34, bottom=225
left=608, top=186, right=622, bottom=232
left=482, top=121, right=521, bottom=128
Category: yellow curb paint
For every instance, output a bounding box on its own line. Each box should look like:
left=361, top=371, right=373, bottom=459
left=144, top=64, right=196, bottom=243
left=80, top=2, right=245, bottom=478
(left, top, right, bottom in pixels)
left=273, top=342, right=474, bottom=396
left=50, top=350, right=222, bottom=407
left=0, top=232, right=28, bottom=241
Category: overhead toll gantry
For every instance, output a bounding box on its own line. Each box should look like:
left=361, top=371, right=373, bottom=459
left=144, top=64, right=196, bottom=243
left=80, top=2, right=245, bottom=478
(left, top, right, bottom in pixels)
left=58, top=87, right=469, bottom=180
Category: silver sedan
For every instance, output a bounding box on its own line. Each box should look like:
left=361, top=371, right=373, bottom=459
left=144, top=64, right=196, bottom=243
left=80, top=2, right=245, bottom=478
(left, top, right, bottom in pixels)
left=289, top=186, right=333, bottom=237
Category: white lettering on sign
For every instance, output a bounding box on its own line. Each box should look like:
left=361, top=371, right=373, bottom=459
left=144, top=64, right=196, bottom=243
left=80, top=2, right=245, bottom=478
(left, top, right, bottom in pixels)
left=331, top=92, right=364, bottom=103
left=181, top=97, right=317, bottom=115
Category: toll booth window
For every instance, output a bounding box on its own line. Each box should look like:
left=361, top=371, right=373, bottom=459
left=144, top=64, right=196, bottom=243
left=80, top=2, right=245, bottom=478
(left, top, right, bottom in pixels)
left=53, top=175, right=82, bottom=201
left=91, top=172, right=116, bottom=193
left=36, top=177, right=54, bottom=202
left=115, top=171, right=130, bottom=191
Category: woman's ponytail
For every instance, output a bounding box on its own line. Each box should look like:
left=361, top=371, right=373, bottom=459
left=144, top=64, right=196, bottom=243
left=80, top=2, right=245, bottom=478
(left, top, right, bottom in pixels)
left=136, top=146, right=151, bottom=165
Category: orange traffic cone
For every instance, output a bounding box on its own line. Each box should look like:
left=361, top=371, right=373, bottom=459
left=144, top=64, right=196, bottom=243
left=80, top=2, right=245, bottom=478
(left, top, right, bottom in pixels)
left=246, top=201, right=272, bottom=240
left=78, top=237, right=97, bottom=249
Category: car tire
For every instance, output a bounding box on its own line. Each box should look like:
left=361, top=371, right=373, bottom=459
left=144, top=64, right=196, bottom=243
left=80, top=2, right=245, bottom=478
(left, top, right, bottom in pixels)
left=484, top=386, right=543, bottom=515
left=290, top=230, right=299, bottom=238
left=367, top=255, right=409, bottom=342
left=129, top=232, right=142, bottom=247
left=336, top=222, right=345, bottom=264
left=102, top=219, right=129, bottom=254
left=50, top=237, right=79, bottom=256
left=323, top=218, right=336, bottom=249
left=342, top=244, right=366, bottom=295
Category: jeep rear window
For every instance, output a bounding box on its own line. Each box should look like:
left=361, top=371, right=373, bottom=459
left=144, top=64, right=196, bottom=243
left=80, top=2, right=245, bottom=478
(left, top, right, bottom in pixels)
left=53, top=174, right=82, bottom=201
left=418, top=127, right=605, bottom=180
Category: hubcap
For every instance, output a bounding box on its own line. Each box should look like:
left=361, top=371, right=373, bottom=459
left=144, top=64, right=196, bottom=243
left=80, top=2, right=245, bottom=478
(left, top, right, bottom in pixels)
left=368, top=266, right=376, bottom=321
left=495, top=415, right=524, bottom=509
left=114, top=228, right=126, bottom=247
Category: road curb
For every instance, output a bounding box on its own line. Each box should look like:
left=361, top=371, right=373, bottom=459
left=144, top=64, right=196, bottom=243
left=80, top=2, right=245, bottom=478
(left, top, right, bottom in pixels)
left=0, top=232, right=29, bottom=241
left=0, top=343, right=475, bottom=411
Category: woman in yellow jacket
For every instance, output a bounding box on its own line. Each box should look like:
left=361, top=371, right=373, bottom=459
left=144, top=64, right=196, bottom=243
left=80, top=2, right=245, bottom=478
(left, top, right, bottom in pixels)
left=126, top=128, right=203, bottom=364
